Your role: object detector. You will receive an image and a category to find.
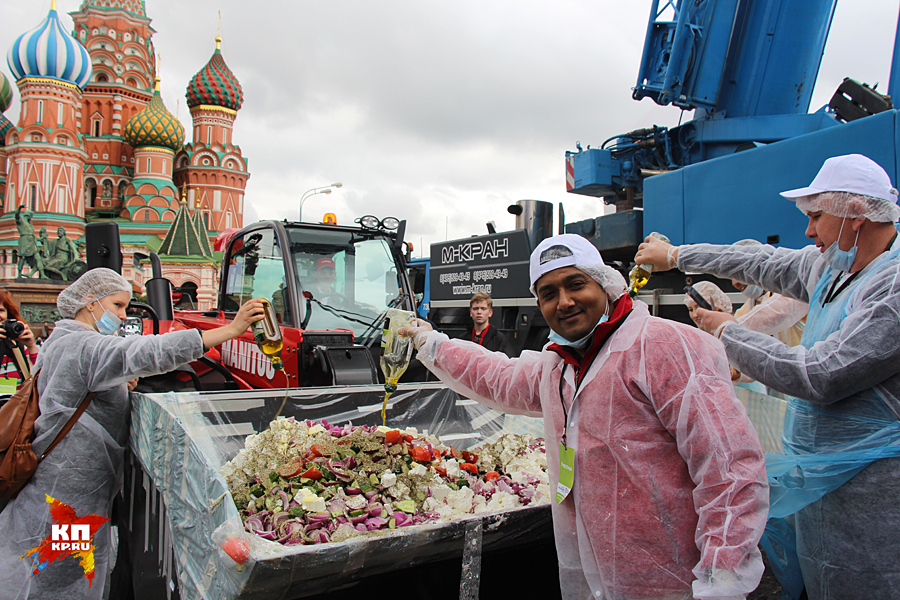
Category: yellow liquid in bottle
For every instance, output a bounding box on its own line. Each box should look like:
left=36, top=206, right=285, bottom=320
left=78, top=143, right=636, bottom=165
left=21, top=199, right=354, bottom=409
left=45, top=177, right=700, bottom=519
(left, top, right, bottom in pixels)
left=627, top=265, right=652, bottom=298
left=252, top=299, right=291, bottom=416
left=378, top=309, right=415, bottom=426
left=627, top=232, right=670, bottom=298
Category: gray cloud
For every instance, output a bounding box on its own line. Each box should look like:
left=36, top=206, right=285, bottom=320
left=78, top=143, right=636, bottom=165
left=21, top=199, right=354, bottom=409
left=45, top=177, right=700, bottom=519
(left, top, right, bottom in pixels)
left=2, top=0, right=897, bottom=258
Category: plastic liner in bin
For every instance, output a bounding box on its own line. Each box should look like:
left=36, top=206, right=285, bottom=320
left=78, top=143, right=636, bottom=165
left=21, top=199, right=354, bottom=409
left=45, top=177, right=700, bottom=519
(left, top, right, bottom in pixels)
left=129, top=382, right=550, bottom=600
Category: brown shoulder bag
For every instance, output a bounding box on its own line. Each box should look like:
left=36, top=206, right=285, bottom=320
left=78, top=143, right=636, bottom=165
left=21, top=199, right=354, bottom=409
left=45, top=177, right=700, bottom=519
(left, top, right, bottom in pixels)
left=0, top=353, right=94, bottom=499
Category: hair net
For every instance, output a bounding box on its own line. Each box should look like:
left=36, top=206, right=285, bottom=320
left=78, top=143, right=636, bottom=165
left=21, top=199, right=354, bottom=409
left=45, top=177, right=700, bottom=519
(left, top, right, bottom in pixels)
left=57, top=267, right=132, bottom=319
left=529, top=234, right=627, bottom=300
left=734, top=239, right=762, bottom=247
left=781, top=154, right=900, bottom=223
left=684, top=281, right=732, bottom=313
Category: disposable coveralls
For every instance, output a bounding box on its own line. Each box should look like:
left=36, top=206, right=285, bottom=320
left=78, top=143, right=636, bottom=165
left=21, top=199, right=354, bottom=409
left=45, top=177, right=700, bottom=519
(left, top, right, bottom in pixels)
left=0, top=320, right=205, bottom=599
left=678, top=239, right=900, bottom=599
left=417, top=299, right=768, bottom=600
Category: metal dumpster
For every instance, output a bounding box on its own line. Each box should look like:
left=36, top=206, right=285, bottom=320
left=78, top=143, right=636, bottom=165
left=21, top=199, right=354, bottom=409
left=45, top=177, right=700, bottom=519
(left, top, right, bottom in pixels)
left=120, top=383, right=557, bottom=600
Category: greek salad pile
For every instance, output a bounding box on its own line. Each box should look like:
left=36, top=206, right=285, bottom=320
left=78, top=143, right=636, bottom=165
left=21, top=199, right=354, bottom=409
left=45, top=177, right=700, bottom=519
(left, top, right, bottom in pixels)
left=220, top=417, right=551, bottom=547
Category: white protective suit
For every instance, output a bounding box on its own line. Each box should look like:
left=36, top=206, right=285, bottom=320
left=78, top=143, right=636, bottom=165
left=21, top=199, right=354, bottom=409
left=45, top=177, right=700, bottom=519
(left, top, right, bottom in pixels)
left=417, top=299, right=768, bottom=600
left=678, top=238, right=900, bottom=600
left=0, top=320, right=205, bottom=599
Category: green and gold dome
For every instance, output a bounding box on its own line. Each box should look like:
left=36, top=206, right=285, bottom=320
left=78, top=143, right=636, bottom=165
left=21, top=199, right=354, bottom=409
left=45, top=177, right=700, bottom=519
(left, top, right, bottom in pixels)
left=124, top=78, right=185, bottom=151
left=0, top=70, right=13, bottom=114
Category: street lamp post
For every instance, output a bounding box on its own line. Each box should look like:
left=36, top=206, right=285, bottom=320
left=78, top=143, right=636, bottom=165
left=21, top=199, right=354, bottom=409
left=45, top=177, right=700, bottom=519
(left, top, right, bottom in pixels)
left=299, top=182, right=343, bottom=222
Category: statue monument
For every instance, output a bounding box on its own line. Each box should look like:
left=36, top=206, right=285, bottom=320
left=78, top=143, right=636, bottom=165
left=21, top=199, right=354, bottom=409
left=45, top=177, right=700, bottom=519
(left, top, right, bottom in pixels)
left=14, top=206, right=87, bottom=282
left=15, top=206, right=46, bottom=279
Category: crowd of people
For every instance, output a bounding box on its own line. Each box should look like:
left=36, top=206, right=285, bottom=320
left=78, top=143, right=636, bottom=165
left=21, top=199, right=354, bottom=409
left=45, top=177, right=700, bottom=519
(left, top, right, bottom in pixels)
left=0, top=153, right=896, bottom=600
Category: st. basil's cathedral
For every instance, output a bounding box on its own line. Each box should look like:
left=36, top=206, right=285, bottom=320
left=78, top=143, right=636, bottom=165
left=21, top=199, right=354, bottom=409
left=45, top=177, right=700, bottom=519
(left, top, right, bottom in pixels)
left=0, top=0, right=249, bottom=315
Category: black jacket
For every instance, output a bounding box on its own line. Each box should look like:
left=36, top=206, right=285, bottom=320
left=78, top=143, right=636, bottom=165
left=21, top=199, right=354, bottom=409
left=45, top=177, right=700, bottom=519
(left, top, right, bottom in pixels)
left=465, top=323, right=511, bottom=355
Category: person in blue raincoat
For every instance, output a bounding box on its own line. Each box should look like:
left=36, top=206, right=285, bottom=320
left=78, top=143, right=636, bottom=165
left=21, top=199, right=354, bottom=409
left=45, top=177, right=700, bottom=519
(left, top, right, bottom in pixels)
left=636, top=154, right=900, bottom=600
left=0, top=268, right=266, bottom=599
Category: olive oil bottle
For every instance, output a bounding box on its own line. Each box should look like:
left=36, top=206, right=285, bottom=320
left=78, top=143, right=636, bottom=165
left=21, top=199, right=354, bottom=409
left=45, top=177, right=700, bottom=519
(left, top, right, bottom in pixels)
left=627, top=232, right=671, bottom=298
left=379, top=308, right=416, bottom=425
left=251, top=299, right=291, bottom=416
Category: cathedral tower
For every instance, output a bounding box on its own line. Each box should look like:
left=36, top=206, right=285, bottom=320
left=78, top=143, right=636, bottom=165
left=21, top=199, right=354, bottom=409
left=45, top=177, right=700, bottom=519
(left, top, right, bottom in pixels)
left=2, top=0, right=93, bottom=245
left=174, top=33, right=249, bottom=233
left=121, top=76, right=184, bottom=224
left=69, top=0, right=156, bottom=218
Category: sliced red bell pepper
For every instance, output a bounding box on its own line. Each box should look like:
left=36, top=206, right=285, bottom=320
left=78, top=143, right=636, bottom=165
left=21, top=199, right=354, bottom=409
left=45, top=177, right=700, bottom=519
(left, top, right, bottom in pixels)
left=461, top=451, right=478, bottom=464
left=484, top=471, right=500, bottom=481
left=449, top=447, right=462, bottom=461
left=433, top=466, right=447, bottom=478
left=384, top=430, right=403, bottom=446
left=460, top=463, right=478, bottom=475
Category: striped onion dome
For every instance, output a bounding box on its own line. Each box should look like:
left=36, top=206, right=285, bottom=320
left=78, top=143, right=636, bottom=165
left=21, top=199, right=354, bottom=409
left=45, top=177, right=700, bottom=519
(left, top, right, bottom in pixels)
left=124, top=79, right=185, bottom=151
left=0, top=70, right=13, bottom=113
left=6, top=2, right=92, bottom=89
left=185, top=37, right=243, bottom=111
left=0, top=114, right=13, bottom=147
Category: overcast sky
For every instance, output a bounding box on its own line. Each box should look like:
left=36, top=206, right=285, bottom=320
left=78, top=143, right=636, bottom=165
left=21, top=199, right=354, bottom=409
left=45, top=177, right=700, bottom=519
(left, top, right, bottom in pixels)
left=3, top=1, right=899, bottom=257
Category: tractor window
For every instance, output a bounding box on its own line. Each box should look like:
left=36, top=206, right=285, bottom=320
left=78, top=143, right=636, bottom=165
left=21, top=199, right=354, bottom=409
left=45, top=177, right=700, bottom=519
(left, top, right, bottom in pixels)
left=223, top=228, right=291, bottom=324
left=288, top=226, right=406, bottom=340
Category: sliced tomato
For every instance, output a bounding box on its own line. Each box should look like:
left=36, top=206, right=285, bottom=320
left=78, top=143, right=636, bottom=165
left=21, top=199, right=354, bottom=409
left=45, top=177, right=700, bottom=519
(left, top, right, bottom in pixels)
left=277, top=458, right=304, bottom=478
left=430, top=447, right=441, bottom=461
left=309, top=445, right=324, bottom=458
left=460, top=462, right=478, bottom=475
left=384, top=430, right=403, bottom=445
left=449, top=447, right=462, bottom=461
left=402, top=433, right=414, bottom=443
left=484, top=471, right=500, bottom=481
left=222, top=537, right=250, bottom=565
left=410, top=446, right=432, bottom=463
left=301, top=466, right=323, bottom=480
left=433, top=466, right=447, bottom=478
left=461, top=451, right=478, bottom=464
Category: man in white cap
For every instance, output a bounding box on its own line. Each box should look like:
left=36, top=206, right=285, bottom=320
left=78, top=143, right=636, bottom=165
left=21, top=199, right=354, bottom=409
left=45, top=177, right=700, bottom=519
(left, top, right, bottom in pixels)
left=400, top=234, right=768, bottom=600
left=636, top=154, right=900, bottom=600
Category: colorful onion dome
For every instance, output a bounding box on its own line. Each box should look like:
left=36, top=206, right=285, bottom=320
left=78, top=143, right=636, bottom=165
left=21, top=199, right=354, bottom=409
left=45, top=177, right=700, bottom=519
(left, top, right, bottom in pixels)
left=0, top=71, right=12, bottom=113
left=185, top=36, right=243, bottom=111
left=6, top=1, right=92, bottom=89
left=0, top=114, right=13, bottom=147
left=124, top=79, right=185, bottom=151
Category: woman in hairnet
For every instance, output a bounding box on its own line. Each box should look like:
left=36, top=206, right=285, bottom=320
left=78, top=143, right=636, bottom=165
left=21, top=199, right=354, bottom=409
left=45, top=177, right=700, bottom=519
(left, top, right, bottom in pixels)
left=636, top=154, right=900, bottom=599
left=400, top=235, right=768, bottom=600
left=0, top=268, right=265, bottom=599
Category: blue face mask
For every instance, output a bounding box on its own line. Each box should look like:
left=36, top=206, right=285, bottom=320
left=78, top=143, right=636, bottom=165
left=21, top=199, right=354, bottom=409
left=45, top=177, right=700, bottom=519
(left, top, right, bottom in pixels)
left=742, top=285, right=765, bottom=301
left=822, top=218, right=859, bottom=272
left=548, top=313, right=610, bottom=349
left=90, top=307, right=123, bottom=336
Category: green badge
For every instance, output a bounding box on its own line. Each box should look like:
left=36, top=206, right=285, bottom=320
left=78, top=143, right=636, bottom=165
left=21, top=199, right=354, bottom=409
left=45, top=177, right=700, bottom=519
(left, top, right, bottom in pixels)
left=556, top=443, right=575, bottom=503
left=0, top=376, right=17, bottom=396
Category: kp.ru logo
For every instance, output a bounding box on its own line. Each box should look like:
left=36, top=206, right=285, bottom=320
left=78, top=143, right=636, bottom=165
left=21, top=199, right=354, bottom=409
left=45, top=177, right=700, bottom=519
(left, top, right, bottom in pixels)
left=22, top=495, right=110, bottom=586
left=50, top=523, right=92, bottom=551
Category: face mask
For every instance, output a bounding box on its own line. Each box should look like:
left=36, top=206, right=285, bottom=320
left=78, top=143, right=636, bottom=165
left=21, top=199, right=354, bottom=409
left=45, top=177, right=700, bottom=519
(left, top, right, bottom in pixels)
left=823, top=218, right=859, bottom=272
left=548, top=312, right=610, bottom=349
left=90, top=307, right=123, bottom=336
left=742, top=285, right=764, bottom=301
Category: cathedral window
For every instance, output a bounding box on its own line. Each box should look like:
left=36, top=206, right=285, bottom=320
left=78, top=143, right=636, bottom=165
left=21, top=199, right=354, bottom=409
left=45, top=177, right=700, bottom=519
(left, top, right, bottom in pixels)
left=57, top=103, right=64, bottom=125
left=37, top=100, right=43, bottom=124
left=97, top=73, right=108, bottom=83
left=30, top=185, right=37, bottom=211
left=93, top=119, right=101, bottom=137
left=144, top=210, right=150, bottom=222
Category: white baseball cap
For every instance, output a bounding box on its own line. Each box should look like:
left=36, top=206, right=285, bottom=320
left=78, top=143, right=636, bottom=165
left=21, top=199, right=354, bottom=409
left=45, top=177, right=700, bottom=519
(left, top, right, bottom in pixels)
left=529, top=234, right=626, bottom=299
left=781, top=154, right=898, bottom=203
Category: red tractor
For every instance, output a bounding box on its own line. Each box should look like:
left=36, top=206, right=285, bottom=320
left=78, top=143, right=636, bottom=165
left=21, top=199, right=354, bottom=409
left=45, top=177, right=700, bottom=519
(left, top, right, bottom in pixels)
left=122, top=216, right=418, bottom=392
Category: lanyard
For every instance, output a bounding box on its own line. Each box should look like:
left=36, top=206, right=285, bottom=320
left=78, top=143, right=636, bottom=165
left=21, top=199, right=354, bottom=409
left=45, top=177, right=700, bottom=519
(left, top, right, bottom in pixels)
left=472, top=323, right=490, bottom=345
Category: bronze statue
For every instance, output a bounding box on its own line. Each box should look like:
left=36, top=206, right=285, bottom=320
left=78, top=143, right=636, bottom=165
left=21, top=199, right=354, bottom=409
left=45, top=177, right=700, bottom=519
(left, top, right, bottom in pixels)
left=43, top=227, right=81, bottom=279
left=15, top=206, right=45, bottom=279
